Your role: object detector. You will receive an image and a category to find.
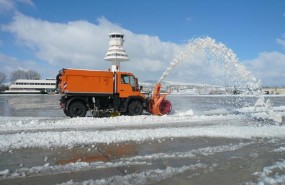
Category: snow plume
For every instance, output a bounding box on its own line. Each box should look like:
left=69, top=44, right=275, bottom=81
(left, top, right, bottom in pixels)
left=157, top=43, right=189, bottom=84
left=252, top=96, right=282, bottom=123
left=158, top=36, right=237, bottom=84
left=157, top=37, right=260, bottom=95
left=156, top=37, right=279, bottom=123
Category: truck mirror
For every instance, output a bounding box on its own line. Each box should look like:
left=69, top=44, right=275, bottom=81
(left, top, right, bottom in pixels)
left=140, top=86, right=143, bottom=91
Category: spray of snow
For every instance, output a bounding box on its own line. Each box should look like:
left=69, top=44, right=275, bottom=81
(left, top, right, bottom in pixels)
left=252, top=96, right=282, bottom=123
left=158, top=37, right=260, bottom=94
left=157, top=37, right=281, bottom=123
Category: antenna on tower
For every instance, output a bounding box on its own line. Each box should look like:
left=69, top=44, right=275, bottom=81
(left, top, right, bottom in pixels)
left=104, top=33, right=129, bottom=72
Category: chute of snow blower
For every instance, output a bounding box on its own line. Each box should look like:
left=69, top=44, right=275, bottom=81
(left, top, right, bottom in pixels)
left=148, top=83, right=172, bottom=115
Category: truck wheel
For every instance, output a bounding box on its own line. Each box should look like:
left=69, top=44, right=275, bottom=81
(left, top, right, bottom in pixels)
left=128, top=101, right=143, bottom=116
left=63, top=109, right=70, bottom=116
left=68, top=101, right=87, bottom=118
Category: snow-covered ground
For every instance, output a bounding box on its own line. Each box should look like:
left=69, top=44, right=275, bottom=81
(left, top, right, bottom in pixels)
left=0, top=94, right=285, bottom=185
left=0, top=114, right=285, bottom=152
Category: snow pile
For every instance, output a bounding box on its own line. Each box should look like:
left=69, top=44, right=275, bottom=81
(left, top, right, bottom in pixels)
left=1, top=161, right=149, bottom=179
left=124, top=143, right=251, bottom=161
left=1, top=125, right=285, bottom=152
left=0, top=169, right=9, bottom=176
left=245, top=160, right=285, bottom=185
left=0, top=113, right=244, bottom=133
left=175, top=109, right=194, bottom=116
left=59, top=163, right=207, bottom=185
left=273, top=147, right=285, bottom=153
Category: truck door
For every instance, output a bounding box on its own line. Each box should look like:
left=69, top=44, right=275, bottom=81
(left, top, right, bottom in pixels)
left=119, top=74, right=138, bottom=98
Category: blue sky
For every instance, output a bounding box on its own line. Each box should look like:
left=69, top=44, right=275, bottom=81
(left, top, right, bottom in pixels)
left=0, top=0, right=285, bottom=86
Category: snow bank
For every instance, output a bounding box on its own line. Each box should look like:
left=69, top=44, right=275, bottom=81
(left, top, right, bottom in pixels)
left=2, top=161, right=149, bottom=179
left=245, top=160, right=285, bottom=185
left=59, top=164, right=207, bottom=185
left=123, top=142, right=251, bottom=161
left=0, top=169, right=9, bottom=176
left=0, top=125, right=284, bottom=151
left=273, top=147, right=285, bottom=153
left=0, top=113, right=244, bottom=133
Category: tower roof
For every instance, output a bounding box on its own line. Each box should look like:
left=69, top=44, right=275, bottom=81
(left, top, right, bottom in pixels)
left=109, top=32, right=124, bottom=38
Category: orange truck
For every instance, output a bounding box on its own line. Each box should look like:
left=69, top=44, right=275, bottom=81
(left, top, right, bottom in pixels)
left=56, top=68, right=172, bottom=118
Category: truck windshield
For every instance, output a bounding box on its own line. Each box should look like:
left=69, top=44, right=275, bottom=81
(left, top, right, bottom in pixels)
left=129, top=76, right=136, bottom=88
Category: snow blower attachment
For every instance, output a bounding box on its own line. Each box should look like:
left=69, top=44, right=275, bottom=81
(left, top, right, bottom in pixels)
left=147, top=83, right=172, bottom=116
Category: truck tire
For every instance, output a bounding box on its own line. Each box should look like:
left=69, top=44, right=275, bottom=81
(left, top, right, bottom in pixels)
left=63, top=109, right=70, bottom=116
left=128, top=100, right=143, bottom=116
left=68, top=101, right=87, bottom=118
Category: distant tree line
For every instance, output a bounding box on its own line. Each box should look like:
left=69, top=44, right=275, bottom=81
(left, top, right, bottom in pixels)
left=0, top=72, right=7, bottom=91
left=0, top=70, right=41, bottom=91
left=10, top=70, right=41, bottom=82
left=0, top=72, right=6, bottom=84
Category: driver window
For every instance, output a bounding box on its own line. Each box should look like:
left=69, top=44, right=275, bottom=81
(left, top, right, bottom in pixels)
left=121, top=75, right=130, bottom=84
left=121, top=74, right=137, bottom=91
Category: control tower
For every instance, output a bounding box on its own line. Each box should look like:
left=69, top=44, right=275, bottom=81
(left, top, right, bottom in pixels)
left=104, top=33, right=129, bottom=72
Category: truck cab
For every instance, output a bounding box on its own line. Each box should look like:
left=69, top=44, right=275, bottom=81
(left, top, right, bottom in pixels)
left=118, top=73, right=142, bottom=98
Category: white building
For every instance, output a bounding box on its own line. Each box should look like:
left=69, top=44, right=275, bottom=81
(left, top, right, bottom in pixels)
left=6, top=79, right=56, bottom=93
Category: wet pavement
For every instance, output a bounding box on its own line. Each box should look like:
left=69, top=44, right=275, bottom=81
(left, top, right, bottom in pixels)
left=1, top=136, right=285, bottom=185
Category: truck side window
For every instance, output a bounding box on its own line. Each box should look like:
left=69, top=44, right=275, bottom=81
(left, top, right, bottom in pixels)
left=121, top=75, right=130, bottom=84
left=121, top=75, right=137, bottom=90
